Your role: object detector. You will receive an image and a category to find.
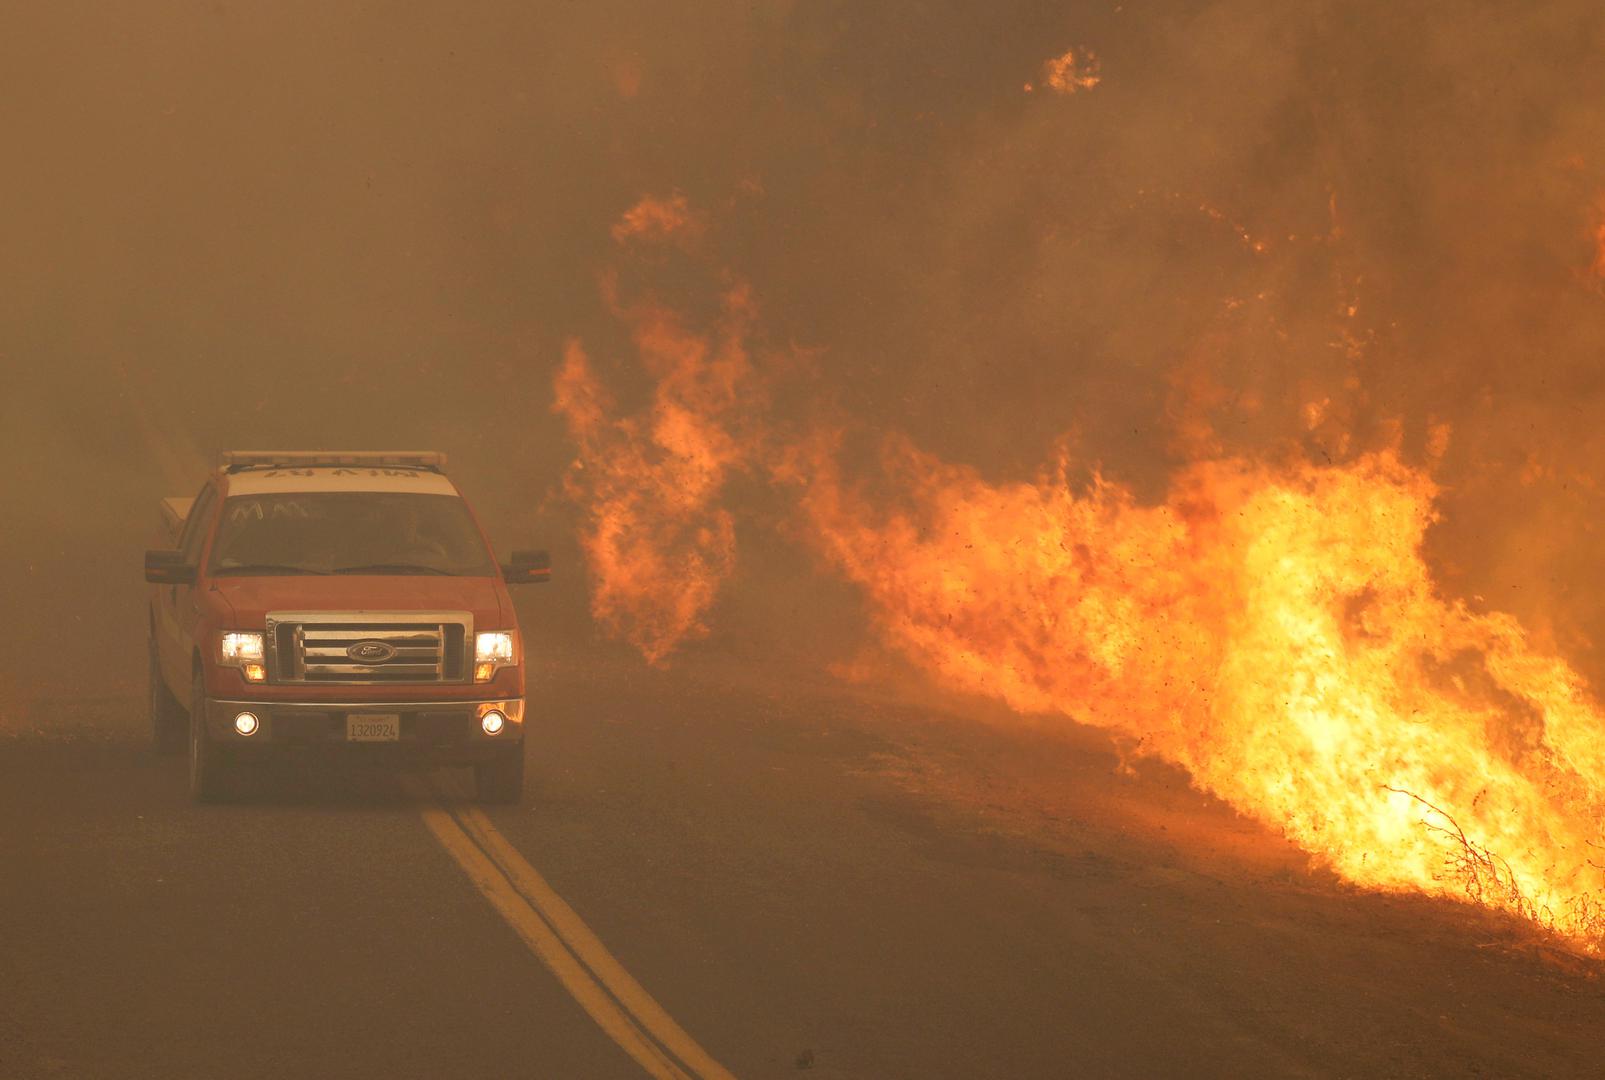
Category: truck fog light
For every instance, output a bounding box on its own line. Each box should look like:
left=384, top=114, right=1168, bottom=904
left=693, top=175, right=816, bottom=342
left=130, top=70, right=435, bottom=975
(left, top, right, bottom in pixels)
left=234, top=712, right=260, bottom=736
left=481, top=710, right=506, bottom=736
left=243, top=663, right=267, bottom=683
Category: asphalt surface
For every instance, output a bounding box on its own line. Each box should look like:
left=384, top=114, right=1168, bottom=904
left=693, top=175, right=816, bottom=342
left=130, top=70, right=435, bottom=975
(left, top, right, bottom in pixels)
left=5, top=648, right=1605, bottom=1079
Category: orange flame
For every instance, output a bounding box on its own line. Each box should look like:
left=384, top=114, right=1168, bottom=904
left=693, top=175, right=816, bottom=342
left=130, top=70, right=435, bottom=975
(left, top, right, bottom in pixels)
left=558, top=194, right=1605, bottom=949
left=611, top=192, right=705, bottom=248
left=553, top=270, right=762, bottom=664
left=791, top=436, right=1605, bottom=947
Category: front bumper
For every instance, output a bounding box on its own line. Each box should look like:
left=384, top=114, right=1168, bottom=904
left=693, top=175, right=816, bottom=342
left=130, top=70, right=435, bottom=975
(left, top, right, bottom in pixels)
left=202, top=696, right=524, bottom=765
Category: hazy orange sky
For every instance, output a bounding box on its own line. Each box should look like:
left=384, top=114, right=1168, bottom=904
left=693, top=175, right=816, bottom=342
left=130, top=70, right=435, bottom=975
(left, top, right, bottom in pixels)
left=5, top=1, right=1605, bottom=688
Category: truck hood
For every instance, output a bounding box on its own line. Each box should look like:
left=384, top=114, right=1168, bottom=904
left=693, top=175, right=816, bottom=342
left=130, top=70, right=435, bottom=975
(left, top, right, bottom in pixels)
left=208, top=575, right=509, bottom=629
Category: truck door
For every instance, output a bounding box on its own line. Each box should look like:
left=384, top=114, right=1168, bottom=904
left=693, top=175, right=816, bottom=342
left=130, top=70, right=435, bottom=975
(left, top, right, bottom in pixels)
left=159, top=481, right=217, bottom=691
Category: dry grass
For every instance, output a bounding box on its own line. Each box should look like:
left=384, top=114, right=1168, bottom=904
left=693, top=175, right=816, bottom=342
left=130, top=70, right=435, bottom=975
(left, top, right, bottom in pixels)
left=1384, top=785, right=1605, bottom=956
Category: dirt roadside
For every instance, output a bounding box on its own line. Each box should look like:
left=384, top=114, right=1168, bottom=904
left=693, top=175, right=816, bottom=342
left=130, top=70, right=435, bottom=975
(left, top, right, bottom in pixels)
left=636, top=651, right=1605, bottom=1078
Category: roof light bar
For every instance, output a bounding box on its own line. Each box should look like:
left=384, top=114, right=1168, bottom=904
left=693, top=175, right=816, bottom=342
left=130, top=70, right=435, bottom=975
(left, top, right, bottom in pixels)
left=220, top=451, right=448, bottom=472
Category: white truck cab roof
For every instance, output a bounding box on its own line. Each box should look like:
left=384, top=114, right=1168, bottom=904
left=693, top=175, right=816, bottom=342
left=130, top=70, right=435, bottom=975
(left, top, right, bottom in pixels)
left=225, top=469, right=460, bottom=496
left=218, top=451, right=460, bottom=496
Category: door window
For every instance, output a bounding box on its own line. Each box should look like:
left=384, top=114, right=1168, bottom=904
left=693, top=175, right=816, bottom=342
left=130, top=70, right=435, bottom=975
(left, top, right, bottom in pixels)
left=178, top=483, right=217, bottom=567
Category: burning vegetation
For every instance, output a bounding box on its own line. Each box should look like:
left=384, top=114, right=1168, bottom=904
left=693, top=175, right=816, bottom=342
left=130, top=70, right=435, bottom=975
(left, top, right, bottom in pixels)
left=556, top=188, right=1605, bottom=954
left=797, top=444, right=1605, bottom=946
left=554, top=200, right=765, bottom=664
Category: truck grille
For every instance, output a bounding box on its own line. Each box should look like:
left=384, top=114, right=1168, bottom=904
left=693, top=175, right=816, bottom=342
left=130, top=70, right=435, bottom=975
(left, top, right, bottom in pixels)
left=267, top=613, right=470, bottom=684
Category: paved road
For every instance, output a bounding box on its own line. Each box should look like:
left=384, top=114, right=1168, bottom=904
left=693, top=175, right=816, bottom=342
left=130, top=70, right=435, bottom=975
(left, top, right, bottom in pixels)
left=4, top=651, right=1604, bottom=1079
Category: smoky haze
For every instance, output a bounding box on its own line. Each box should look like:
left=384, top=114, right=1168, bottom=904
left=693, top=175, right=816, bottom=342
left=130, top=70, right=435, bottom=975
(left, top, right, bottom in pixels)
left=5, top=1, right=1605, bottom=705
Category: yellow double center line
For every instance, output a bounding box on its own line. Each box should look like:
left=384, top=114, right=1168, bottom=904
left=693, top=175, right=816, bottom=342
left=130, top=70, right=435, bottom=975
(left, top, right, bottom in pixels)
left=405, top=775, right=737, bottom=1080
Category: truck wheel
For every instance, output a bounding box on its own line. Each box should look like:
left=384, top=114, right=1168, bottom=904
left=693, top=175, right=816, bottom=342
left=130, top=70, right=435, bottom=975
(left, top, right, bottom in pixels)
left=474, top=747, right=524, bottom=805
left=150, top=640, right=186, bottom=756
left=189, top=671, right=236, bottom=803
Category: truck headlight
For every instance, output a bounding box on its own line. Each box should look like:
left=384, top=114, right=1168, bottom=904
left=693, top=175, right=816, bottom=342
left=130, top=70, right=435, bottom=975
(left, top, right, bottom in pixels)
left=219, top=632, right=267, bottom=682
left=474, top=631, right=516, bottom=682
left=220, top=632, right=265, bottom=663
left=475, top=631, right=515, bottom=662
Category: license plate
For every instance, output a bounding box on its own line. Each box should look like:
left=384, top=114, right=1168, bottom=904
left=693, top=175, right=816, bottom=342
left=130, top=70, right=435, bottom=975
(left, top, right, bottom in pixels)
left=347, top=714, right=400, bottom=742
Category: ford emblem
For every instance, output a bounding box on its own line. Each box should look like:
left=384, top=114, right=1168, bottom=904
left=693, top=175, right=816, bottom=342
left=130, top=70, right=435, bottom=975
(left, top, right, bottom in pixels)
left=348, top=640, right=397, bottom=663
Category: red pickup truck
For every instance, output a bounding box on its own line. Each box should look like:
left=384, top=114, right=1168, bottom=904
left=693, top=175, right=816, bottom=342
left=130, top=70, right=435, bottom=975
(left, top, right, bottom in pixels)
left=144, top=451, right=548, bottom=803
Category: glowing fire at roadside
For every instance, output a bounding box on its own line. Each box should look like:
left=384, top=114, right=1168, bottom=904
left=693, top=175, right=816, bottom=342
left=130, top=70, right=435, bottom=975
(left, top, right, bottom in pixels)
left=558, top=195, right=1605, bottom=950
left=788, top=437, right=1605, bottom=947
left=553, top=279, right=761, bottom=665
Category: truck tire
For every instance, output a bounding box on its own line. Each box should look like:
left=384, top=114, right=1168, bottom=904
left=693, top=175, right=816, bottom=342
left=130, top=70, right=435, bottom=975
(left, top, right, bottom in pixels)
left=189, top=671, right=236, bottom=803
left=150, top=640, right=186, bottom=756
left=474, top=747, right=524, bottom=804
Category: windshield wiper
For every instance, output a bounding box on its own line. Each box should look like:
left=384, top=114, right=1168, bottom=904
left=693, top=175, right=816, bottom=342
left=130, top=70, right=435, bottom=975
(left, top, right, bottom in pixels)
left=214, top=563, right=329, bottom=576
left=332, top=562, right=454, bottom=576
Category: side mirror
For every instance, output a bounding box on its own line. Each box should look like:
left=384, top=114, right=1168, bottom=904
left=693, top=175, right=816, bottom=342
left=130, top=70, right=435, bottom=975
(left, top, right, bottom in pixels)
left=502, top=549, right=550, bottom=585
left=145, top=549, right=196, bottom=585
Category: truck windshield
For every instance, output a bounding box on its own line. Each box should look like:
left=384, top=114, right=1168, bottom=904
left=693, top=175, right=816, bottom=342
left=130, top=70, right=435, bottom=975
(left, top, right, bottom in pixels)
left=208, top=493, right=497, bottom=577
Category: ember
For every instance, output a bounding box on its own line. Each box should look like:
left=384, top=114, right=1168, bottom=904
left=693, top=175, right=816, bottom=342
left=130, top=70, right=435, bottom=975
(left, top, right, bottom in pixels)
left=1028, top=47, right=1101, bottom=95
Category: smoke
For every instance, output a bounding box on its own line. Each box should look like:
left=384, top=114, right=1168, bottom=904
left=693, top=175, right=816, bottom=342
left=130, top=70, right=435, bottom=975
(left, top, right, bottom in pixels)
left=6, top=1, right=1605, bottom=694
